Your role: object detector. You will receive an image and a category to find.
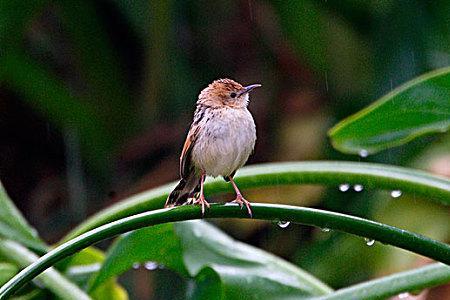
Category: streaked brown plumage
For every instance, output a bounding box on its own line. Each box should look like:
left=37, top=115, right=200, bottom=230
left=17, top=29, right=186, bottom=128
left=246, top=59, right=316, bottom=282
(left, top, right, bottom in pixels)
left=165, top=78, right=260, bottom=216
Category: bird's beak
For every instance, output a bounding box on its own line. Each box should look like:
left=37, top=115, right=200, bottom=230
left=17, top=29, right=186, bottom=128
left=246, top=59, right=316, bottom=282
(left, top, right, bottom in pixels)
left=239, top=84, right=262, bottom=96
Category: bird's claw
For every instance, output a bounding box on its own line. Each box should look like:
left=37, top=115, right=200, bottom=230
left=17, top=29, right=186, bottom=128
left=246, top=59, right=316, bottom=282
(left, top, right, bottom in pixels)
left=193, top=195, right=210, bottom=216
left=232, top=195, right=253, bottom=218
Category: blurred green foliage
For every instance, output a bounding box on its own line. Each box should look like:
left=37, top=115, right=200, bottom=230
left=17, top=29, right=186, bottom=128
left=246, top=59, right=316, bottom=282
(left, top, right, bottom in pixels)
left=0, top=0, right=449, bottom=299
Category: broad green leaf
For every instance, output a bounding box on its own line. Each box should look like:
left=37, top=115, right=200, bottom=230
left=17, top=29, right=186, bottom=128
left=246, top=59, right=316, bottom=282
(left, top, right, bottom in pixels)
left=88, top=223, right=188, bottom=291
left=91, top=220, right=331, bottom=299
left=0, top=263, right=19, bottom=286
left=329, top=67, right=450, bottom=155
left=190, top=267, right=222, bottom=300
left=0, top=182, right=46, bottom=252
left=176, top=221, right=332, bottom=299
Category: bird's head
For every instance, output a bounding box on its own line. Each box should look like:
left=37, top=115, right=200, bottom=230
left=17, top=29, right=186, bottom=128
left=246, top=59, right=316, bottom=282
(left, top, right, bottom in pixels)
left=198, top=78, right=261, bottom=108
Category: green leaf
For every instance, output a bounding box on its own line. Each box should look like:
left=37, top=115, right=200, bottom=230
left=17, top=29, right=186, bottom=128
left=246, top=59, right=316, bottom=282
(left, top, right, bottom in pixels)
left=91, top=220, right=331, bottom=299
left=88, top=223, right=187, bottom=291
left=329, top=67, right=450, bottom=155
left=0, top=240, right=91, bottom=300
left=64, top=247, right=128, bottom=300
left=2, top=202, right=450, bottom=299
left=176, top=220, right=332, bottom=299
left=0, top=182, right=46, bottom=252
left=190, top=267, right=222, bottom=300
left=0, top=263, right=19, bottom=286
left=89, top=279, right=128, bottom=300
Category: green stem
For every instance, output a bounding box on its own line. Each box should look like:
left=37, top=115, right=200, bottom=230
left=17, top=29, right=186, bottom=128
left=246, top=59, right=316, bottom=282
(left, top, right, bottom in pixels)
left=0, top=240, right=91, bottom=300
left=1, top=203, right=449, bottom=299
left=65, top=161, right=450, bottom=240
left=314, top=263, right=450, bottom=300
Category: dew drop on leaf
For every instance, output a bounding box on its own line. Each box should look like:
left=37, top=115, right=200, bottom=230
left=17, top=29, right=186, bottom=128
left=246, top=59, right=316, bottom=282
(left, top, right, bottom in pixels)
left=132, top=263, right=140, bottom=270
left=364, top=238, right=375, bottom=246
left=339, top=183, right=350, bottom=192
left=359, top=149, right=369, bottom=158
left=353, top=184, right=364, bottom=192
left=277, top=221, right=290, bottom=228
left=144, top=261, right=159, bottom=270
left=321, top=227, right=330, bottom=232
left=391, top=190, right=402, bottom=198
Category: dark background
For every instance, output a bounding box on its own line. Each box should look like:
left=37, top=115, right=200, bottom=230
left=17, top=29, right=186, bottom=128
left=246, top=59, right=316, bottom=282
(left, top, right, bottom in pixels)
left=1, top=0, right=449, bottom=298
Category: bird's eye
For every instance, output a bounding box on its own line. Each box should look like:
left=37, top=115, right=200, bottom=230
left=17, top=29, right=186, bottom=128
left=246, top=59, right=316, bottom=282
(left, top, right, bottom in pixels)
left=230, top=92, right=237, bottom=98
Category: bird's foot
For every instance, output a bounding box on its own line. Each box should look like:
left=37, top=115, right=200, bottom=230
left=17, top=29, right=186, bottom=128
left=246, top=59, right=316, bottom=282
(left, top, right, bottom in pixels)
left=231, top=194, right=253, bottom=218
left=193, top=195, right=210, bottom=216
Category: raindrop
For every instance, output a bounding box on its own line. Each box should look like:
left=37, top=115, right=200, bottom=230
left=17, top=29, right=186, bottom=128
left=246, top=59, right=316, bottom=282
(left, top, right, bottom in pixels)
left=321, top=228, right=330, bottom=232
left=353, top=184, right=364, bottom=192
left=359, top=149, right=369, bottom=158
left=391, top=190, right=402, bottom=198
left=132, top=263, right=140, bottom=270
left=398, top=292, right=410, bottom=299
left=325, top=72, right=329, bottom=92
left=339, top=184, right=350, bottom=192
left=277, top=221, right=290, bottom=228
left=144, top=261, right=159, bottom=271
left=364, top=238, right=375, bottom=246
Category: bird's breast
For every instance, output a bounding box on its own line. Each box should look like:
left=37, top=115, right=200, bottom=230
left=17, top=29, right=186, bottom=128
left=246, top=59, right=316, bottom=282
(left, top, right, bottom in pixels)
left=192, top=107, right=256, bottom=177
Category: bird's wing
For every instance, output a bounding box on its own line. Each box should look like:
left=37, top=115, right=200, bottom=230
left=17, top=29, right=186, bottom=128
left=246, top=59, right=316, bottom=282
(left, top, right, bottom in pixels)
left=180, top=124, right=200, bottom=179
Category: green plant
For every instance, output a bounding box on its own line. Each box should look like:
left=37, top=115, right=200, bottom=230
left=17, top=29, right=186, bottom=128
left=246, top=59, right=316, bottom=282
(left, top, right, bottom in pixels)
left=0, top=67, right=449, bottom=299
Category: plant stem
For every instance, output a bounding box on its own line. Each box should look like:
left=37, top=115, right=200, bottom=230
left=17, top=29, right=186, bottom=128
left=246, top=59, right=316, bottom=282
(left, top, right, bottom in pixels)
left=0, top=240, right=91, bottom=300
left=1, top=203, right=449, bottom=299
left=65, top=161, right=450, bottom=240
left=314, top=263, right=450, bottom=300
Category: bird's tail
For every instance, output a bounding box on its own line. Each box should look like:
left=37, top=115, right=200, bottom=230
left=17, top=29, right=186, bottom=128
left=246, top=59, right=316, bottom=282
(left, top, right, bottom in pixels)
left=165, top=173, right=201, bottom=207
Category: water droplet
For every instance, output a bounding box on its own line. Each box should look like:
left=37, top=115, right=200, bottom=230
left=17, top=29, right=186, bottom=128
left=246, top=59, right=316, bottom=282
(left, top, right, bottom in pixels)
left=277, top=221, right=290, bottom=228
left=398, top=292, right=410, bottom=299
left=391, top=190, right=402, bottom=198
left=353, top=184, right=364, bottom=192
left=321, top=228, right=330, bottom=232
left=359, top=149, right=369, bottom=158
left=144, top=261, right=158, bottom=270
left=132, top=263, right=140, bottom=270
left=364, top=238, right=375, bottom=246
left=339, top=184, right=350, bottom=192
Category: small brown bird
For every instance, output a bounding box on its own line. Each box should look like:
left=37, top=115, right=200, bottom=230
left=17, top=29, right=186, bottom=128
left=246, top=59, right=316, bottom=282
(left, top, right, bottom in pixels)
left=165, top=78, right=260, bottom=216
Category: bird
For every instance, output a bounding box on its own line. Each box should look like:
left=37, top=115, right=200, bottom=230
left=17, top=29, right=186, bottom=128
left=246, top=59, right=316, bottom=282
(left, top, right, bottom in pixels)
left=165, top=78, right=260, bottom=217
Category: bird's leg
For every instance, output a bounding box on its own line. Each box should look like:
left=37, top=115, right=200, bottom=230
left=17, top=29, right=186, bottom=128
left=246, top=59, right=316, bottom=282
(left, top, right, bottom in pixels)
left=193, top=171, right=210, bottom=215
left=229, top=176, right=252, bottom=217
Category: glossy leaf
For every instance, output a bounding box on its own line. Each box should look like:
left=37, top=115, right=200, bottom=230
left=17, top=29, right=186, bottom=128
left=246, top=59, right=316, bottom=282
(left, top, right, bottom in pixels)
left=90, top=221, right=331, bottom=299
left=176, top=220, right=332, bottom=299
left=88, top=223, right=187, bottom=291
left=329, top=67, right=450, bottom=155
